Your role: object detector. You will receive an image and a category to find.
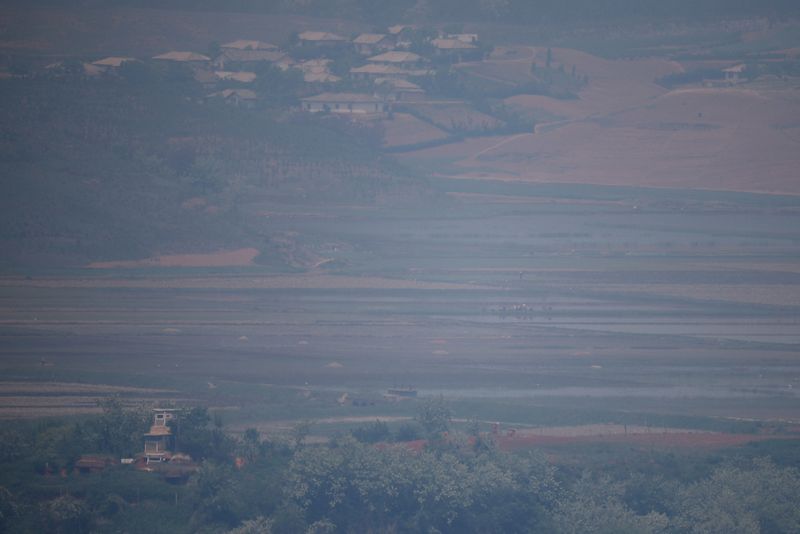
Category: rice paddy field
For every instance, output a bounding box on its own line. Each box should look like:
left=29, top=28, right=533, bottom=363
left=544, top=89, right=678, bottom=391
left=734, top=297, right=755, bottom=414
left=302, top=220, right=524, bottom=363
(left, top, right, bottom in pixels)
left=2, top=183, right=800, bottom=449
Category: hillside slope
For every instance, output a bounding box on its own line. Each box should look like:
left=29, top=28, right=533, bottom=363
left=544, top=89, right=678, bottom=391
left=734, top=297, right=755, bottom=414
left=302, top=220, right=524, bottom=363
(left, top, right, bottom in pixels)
left=0, top=75, right=423, bottom=269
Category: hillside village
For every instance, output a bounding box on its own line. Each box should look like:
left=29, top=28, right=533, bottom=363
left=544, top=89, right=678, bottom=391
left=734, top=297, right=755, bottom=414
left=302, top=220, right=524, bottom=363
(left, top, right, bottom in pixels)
left=68, top=25, right=490, bottom=110
left=25, top=18, right=797, bottom=160
left=3, top=11, right=800, bottom=269
left=24, top=24, right=591, bottom=151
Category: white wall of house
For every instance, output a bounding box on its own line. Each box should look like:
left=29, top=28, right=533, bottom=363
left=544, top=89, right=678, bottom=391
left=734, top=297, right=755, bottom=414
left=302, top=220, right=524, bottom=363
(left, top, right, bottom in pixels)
left=303, top=101, right=385, bottom=113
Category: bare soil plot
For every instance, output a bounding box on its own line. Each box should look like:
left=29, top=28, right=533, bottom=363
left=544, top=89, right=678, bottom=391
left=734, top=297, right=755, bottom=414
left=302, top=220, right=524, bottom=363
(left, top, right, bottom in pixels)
left=400, top=47, right=800, bottom=195
left=0, top=381, right=172, bottom=395
left=380, top=113, right=449, bottom=148
left=505, top=47, right=680, bottom=120
left=401, top=103, right=504, bottom=134
left=3, top=197, right=800, bottom=430
left=87, top=248, right=260, bottom=268
left=498, top=431, right=797, bottom=451
left=408, top=85, right=800, bottom=194
left=589, top=283, right=800, bottom=307
left=0, top=382, right=182, bottom=418
left=227, top=416, right=413, bottom=435
left=0, top=274, right=485, bottom=290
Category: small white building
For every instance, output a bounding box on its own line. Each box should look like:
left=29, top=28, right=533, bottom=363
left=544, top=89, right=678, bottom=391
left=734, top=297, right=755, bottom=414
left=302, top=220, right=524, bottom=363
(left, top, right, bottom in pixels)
left=448, top=33, right=479, bottom=44
left=214, top=71, right=257, bottom=83
left=723, top=64, right=746, bottom=84
left=301, top=92, right=388, bottom=114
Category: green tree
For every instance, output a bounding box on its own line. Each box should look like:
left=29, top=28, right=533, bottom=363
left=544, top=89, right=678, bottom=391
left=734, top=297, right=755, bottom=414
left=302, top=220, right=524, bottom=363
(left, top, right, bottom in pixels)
left=395, top=422, right=422, bottom=442
left=671, top=459, right=800, bottom=534
left=226, top=515, right=274, bottom=534
left=552, top=474, right=668, bottom=534
left=285, top=436, right=560, bottom=532
left=291, top=420, right=314, bottom=450
left=254, top=64, right=302, bottom=107
left=351, top=419, right=390, bottom=444
left=86, top=399, right=150, bottom=457
left=189, top=462, right=243, bottom=529
left=0, top=486, right=18, bottom=533
left=173, top=407, right=235, bottom=462
left=416, top=396, right=452, bottom=440
left=42, top=495, right=90, bottom=534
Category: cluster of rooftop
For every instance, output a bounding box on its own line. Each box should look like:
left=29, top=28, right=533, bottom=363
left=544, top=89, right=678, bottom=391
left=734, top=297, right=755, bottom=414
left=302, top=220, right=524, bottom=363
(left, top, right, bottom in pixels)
left=79, top=26, right=485, bottom=113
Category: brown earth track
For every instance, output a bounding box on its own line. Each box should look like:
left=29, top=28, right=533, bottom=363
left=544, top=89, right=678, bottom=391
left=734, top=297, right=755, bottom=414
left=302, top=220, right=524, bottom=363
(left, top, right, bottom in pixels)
left=498, top=431, right=799, bottom=451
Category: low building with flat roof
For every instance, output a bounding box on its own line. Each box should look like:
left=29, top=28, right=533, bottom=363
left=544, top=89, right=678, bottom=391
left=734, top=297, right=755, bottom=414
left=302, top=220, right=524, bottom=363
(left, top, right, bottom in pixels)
left=301, top=92, right=388, bottom=114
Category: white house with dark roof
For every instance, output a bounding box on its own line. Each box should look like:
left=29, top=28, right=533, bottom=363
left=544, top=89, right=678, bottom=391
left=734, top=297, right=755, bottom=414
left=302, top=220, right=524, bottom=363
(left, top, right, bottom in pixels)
left=449, top=33, right=479, bottom=44
left=301, top=92, right=388, bottom=114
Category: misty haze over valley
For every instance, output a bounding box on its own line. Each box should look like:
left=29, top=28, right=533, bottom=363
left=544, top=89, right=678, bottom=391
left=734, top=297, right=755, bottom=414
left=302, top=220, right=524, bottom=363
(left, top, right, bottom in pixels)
left=1, top=1, right=800, bottom=532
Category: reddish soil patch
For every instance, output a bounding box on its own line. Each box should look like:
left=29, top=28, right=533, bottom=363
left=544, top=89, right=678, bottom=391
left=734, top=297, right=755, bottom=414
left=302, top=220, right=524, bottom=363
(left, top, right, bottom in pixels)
left=87, top=247, right=260, bottom=268
left=498, top=432, right=798, bottom=451
left=2, top=274, right=485, bottom=290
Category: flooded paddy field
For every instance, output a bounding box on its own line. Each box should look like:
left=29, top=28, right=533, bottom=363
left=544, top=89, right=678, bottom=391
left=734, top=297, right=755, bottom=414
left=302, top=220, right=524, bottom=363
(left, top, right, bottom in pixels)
left=2, top=186, right=800, bottom=433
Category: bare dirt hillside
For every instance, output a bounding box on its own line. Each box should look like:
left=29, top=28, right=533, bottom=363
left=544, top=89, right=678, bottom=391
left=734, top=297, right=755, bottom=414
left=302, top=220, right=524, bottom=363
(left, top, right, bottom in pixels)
left=399, top=47, right=800, bottom=195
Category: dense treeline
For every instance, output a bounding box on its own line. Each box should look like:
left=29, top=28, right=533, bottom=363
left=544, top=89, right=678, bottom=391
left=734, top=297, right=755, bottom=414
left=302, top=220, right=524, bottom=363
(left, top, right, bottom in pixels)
left=12, top=0, right=800, bottom=24
left=0, top=67, right=417, bottom=267
left=1, top=400, right=800, bottom=533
